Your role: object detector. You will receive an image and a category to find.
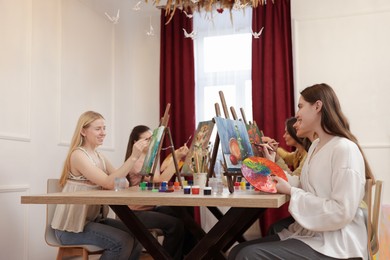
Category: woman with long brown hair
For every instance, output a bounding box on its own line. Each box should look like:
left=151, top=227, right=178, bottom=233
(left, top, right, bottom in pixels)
left=229, top=83, right=373, bottom=259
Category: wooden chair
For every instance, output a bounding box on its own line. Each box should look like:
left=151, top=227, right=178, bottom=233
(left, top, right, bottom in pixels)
left=46, top=179, right=104, bottom=260
left=362, top=179, right=383, bottom=260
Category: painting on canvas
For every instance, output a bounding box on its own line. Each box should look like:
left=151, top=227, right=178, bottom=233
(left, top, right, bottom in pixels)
left=246, top=124, right=264, bottom=157
left=140, top=126, right=165, bottom=175
left=181, top=120, right=215, bottom=173
left=214, top=117, right=254, bottom=171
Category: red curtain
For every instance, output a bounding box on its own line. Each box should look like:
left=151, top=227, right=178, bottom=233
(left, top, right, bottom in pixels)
left=159, top=10, right=195, bottom=153
left=159, top=10, right=199, bottom=223
left=252, top=0, right=295, bottom=236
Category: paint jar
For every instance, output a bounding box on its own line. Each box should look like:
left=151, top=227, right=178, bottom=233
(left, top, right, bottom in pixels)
left=140, top=182, right=147, bottom=191
left=191, top=185, right=200, bottom=195
left=234, top=182, right=240, bottom=192
left=183, top=186, right=191, bottom=194
left=203, top=187, right=212, bottom=195
left=161, top=181, right=167, bottom=191
left=174, top=181, right=181, bottom=191
left=240, top=181, right=246, bottom=191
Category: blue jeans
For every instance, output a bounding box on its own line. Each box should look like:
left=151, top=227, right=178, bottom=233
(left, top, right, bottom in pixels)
left=55, top=218, right=142, bottom=260
left=134, top=206, right=186, bottom=260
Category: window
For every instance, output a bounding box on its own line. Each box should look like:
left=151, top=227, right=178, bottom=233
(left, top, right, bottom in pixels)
left=194, top=8, right=253, bottom=124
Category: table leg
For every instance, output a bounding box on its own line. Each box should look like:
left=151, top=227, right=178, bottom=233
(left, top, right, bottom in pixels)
left=185, top=207, right=264, bottom=260
left=110, top=205, right=173, bottom=260
left=207, top=207, right=248, bottom=245
left=221, top=208, right=263, bottom=252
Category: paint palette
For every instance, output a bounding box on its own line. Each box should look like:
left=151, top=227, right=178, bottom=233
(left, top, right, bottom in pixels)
left=241, top=156, right=287, bottom=193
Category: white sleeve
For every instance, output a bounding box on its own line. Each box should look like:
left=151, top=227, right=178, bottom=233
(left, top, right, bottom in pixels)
left=288, top=141, right=365, bottom=232
left=286, top=171, right=300, bottom=188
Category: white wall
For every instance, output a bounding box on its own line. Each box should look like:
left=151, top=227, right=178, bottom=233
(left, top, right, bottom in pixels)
left=0, top=0, right=160, bottom=259
left=1, top=0, right=389, bottom=259
left=291, top=0, right=390, bottom=204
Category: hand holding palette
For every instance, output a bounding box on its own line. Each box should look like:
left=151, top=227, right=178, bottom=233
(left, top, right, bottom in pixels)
left=241, top=156, right=287, bottom=193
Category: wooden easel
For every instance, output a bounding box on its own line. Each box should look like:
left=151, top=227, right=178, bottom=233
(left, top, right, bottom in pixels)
left=207, top=91, right=248, bottom=193
left=142, top=104, right=184, bottom=187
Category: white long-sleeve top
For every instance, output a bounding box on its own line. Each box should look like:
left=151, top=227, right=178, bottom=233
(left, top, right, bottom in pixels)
left=279, top=136, right=368, bottom=259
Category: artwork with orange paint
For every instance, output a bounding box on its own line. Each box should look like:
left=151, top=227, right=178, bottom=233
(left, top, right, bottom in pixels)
left=181, top=120, right=215, bottom=174
left=214, top=117, right=253, bottom=171
left=241, top=156, right=287, bottom=193
left=246, top=124, right=264, bottom=157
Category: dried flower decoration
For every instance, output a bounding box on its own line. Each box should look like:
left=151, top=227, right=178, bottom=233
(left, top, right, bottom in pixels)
left=152, top=0, right=269, bottom=23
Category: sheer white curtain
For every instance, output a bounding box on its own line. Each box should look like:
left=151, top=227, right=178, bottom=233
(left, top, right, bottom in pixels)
left=193, top=8, right=260, bottom=239
left=193, top=7, right=253, bottom=123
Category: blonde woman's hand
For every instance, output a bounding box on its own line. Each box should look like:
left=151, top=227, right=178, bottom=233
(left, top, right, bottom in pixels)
left=271, top=175, right=291, bottom=195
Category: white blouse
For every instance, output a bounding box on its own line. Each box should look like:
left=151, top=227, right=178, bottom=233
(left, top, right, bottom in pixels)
left=279, top=136, right=368, bottom=259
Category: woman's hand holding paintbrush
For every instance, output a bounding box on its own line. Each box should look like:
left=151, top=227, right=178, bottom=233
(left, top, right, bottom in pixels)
left=250, top=136, right=278, bottom=162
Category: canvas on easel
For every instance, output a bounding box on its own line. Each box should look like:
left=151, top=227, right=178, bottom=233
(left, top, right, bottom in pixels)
left=140, top=126, right=165, bottom=175
left=181, top=120, right=215, bottom=174
left=237, top=107, right=264, bottom=158
left=246, top=123, right=264, bottom=157
left=214, top=117, right=253, bottom=172
left=139, top=104, right=183, bottom=186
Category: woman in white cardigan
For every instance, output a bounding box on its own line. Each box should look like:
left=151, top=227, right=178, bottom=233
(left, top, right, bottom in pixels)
left=229, top=83, right=375, bottom=260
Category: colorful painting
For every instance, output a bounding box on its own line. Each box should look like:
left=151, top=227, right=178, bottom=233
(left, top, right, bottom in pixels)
left=181, top=120, right=215, bottom=173
left=140, top=126, right=165, bottom=175
left=241, top=157, right=287, bottom=193
left=246, top=124, right=264, bottom=157
left=214, top=117, right=253, bottom=171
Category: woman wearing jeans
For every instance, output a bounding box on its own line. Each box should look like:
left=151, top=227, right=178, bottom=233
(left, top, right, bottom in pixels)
left=52, top=111, right=149, bottom=260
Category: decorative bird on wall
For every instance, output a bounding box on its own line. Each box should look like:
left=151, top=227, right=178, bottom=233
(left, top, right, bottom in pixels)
left=233, top=0, right=248, bottom=10
left=146, top=16, right=154, bottom=36
left=105, top=9, right=120, bottom=24
left=133, top=1, right=142, bottom=11
left=183, top=10, right=193, bottom=18
left=252, top=27, right=264, bottom=38
left=183, top=28, right=197, bottom=40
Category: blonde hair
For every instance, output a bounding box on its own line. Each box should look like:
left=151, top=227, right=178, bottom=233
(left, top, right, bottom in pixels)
left=59, top=111, right=105, bottom=186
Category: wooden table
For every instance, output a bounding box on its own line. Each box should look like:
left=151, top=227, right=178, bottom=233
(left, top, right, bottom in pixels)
left=21, top=188, right=288, bottom=259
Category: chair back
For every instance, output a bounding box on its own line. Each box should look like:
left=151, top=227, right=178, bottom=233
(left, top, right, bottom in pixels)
left=45, top=179, right=104, bottom=260
left=363, top=179, right=383, bottom=259
left=45, top=179, right=63, bottom=246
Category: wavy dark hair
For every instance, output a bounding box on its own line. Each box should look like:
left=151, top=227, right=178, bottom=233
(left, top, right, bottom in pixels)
left=285, top=117, right=311, bottom=152
left=125, top=125, right=151, bottom=161
left=300, top=83, right=374, bottom=181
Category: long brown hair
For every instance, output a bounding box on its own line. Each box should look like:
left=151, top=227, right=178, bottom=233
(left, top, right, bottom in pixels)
left=285, top=117, right=311, bottom=152
left=300, top=83, right=374, bottom=181
left=59, top=111, right=105, bottom=186
left=125, top=125, right=151, bottom=161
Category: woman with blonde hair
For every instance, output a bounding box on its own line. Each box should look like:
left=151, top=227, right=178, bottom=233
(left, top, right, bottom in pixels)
left=52, top=111, right=149, bottom=260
